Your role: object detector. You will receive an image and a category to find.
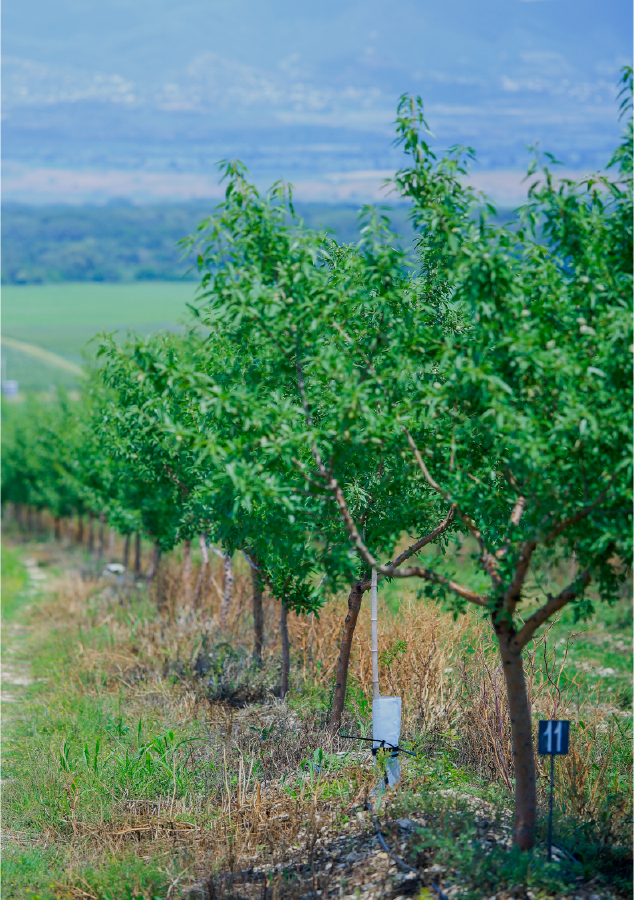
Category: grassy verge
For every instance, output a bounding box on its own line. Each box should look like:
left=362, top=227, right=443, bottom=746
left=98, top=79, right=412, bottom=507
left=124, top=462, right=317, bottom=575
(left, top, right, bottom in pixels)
left=1, top=534, right=631, bottom=900
left=1, top=542, right=28, bottom=619
left=2, top=543, right=188, bottom=899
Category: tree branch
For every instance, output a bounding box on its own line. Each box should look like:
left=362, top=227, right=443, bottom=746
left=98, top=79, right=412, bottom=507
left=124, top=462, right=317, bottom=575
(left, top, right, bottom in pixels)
left=313, top=459, right=485, bottom=605
left=389, top=507, right=455, bottom=569
left=295, top=356, right=485, bottom=608
left=449, top=401, right=457, bottom=472
left=403, top=428, right=501, bottom=585
left=502, top=540, right=537, bottom=616
left=359, top=460, right=385, bottom=527
left=163, top=464, right=191, bottom=497
left=510, top=496, right=527, bottom=527
left=291, top=457, right=330, bottom=493
left=242, top=550, right=261, bottom=571
left=296, top=354, right=314, bottom=429
left=543, top=485, right=614, bottom=544
left=383, top=565, right=489, bottom=606
left=496, top=495, right=529, bottom=562
left=357, top=507, right=456, bottom=590
left=512, top=569, right=592, bottom=650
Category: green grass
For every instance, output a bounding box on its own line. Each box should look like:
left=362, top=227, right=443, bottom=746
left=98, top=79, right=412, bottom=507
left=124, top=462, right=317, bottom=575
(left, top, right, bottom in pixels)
left=1, top=535, right=631, bottom=899
left=0, top=543, right=179, bottom=899
left=1, top=543, right=28, bottom=620
left=378, top=535, right=633, bottom=709
left=2, top=282, right=198, bottom=391
left=548, top=595, right=633, bottom=708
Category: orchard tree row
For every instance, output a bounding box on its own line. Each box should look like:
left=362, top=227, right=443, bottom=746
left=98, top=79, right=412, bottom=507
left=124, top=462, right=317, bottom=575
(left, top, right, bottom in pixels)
left=2, top=77, right=632, bottom=851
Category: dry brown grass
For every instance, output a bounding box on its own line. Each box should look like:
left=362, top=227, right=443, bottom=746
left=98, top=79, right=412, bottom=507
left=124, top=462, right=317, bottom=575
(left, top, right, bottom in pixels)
left=3, top=529, right=632, bottom=899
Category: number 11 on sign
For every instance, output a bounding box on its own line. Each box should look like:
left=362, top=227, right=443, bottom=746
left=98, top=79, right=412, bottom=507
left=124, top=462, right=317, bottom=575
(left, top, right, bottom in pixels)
left=538, top=720, right=570, bottom=862
left=542, top=720, right=564, bottom=754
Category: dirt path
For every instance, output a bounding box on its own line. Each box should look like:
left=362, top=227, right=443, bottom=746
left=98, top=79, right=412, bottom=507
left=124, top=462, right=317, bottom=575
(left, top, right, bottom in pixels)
left=1, top=555, right=46, bottom=704
left=0, top=336, right=83, bottom=376
left=0, top=557, right=46, bottom=849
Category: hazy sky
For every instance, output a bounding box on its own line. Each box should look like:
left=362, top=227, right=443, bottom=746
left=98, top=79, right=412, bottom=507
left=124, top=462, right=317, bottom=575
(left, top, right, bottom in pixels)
left=3, top=0, right=631, bottom=202
left=4, top=1, right=629, bottom=77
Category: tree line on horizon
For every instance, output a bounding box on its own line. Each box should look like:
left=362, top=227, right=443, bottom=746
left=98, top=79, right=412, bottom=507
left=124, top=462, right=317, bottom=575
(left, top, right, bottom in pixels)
left=1, top=201, right=415, bottom=285
left=2, top=71, right=632, bottom=852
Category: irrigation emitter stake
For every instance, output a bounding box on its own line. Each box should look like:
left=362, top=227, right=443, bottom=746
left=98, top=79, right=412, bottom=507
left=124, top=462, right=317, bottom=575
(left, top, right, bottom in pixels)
left=371, top=567, right=379, bottom=701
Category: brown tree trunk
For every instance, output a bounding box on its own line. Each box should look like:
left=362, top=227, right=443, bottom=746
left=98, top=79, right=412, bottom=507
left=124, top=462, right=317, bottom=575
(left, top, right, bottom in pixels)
left=251, top=556, right=264, bottom=667
left=123, top=533, right=130, bottom=571
left=147, top=542, right=160, bottom=582
left=97, top=513, right=105, bottom=558
left=182, top=539, right=192, bottom=605
left=192, top=534, right=209, bottom=607
left=330, top=581, right=366, bottom=732
left=54, top=516, right=61, bottom=540
left=498, top=627, right=536, bottom=850
left=134, top=532, right=141, bottom=578
left=77, top=514, right=84, bottom=544
left=88, top=513, right=95, bottom=553
left=27, top=505, right=33, bottom=533
left=107, top=527, right=115, bottom=562
left=280, top=601, right=290, bottom=699
left=220, top=553, right=233, bottom=629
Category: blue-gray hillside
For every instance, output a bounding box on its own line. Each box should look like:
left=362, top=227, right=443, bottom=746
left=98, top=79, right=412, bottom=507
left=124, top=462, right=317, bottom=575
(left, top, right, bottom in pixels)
left=3, top=0, right=630, bottom=189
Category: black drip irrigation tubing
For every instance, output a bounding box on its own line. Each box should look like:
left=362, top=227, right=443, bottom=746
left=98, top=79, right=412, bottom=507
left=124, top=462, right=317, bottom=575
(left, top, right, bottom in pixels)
left=339, top=733, right=418, bottom=758
left=365, top=802, right=449, bottom=900
left=340, top=735, right=448, bottom=900
left=364, top=800, right=418, bottom=875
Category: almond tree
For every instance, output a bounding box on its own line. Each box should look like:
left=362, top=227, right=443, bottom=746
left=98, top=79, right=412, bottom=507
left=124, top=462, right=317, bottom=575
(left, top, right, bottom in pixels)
left=98, top=328, right=324, bottom=688
left=181, top=168, right=463, bottom=721
left=90, top=352, right=190, bottom=575
left=296, top=83, right=632, bottom=849
left=2, top=391, right=98, bottom=539
left=185, top=75, right=632, bottom=850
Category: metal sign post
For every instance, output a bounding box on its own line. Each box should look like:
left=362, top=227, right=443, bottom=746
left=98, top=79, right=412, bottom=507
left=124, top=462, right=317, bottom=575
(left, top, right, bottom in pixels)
left=537, top=720, right=570, bottom=861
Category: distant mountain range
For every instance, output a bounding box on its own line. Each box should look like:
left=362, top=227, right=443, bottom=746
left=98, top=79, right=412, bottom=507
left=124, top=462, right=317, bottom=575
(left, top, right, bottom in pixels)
left=2, top=0, right=631, bottom=203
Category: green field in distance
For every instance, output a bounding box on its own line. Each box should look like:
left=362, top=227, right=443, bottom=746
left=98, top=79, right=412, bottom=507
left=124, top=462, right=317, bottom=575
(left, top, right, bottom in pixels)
left=2, top=281, right=198, bottom=393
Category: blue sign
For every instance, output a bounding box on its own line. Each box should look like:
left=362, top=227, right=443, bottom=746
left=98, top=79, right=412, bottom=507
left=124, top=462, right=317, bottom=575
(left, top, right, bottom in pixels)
left=538, top=720, right=570, bottom=755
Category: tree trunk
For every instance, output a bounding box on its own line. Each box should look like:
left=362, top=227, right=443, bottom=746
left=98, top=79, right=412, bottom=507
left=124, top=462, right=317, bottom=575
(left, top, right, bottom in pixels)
left=123, top=533, right=130, bottom=571
left=498, top=627, right=536, bottom=850
left=88, top=513, right=94, bottom=553
left=220, top=553, right=233, bottom=629
left=108, top=527, right=115, bottom=562
left=251, top=557, right=264, bottom=667
left=97, top=513, right=105, bottom=558
left=27, top=505, right=33, bottom=533
left=192, top=534, right=209, bottom=607
left=182, top=539, right=192, bottom=605
left=54, top=516, right=61, bottom=540
left=134, top=532, right=141, bottom=578
left=77, top=514, right=84, bottom=544
left=36, top=509, right=43, bottom=535
left=280, top=601, right=290, bottom=699
left=330, top=581, right=366, bottom=732
left=147, top=542, right=160, bottom=582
